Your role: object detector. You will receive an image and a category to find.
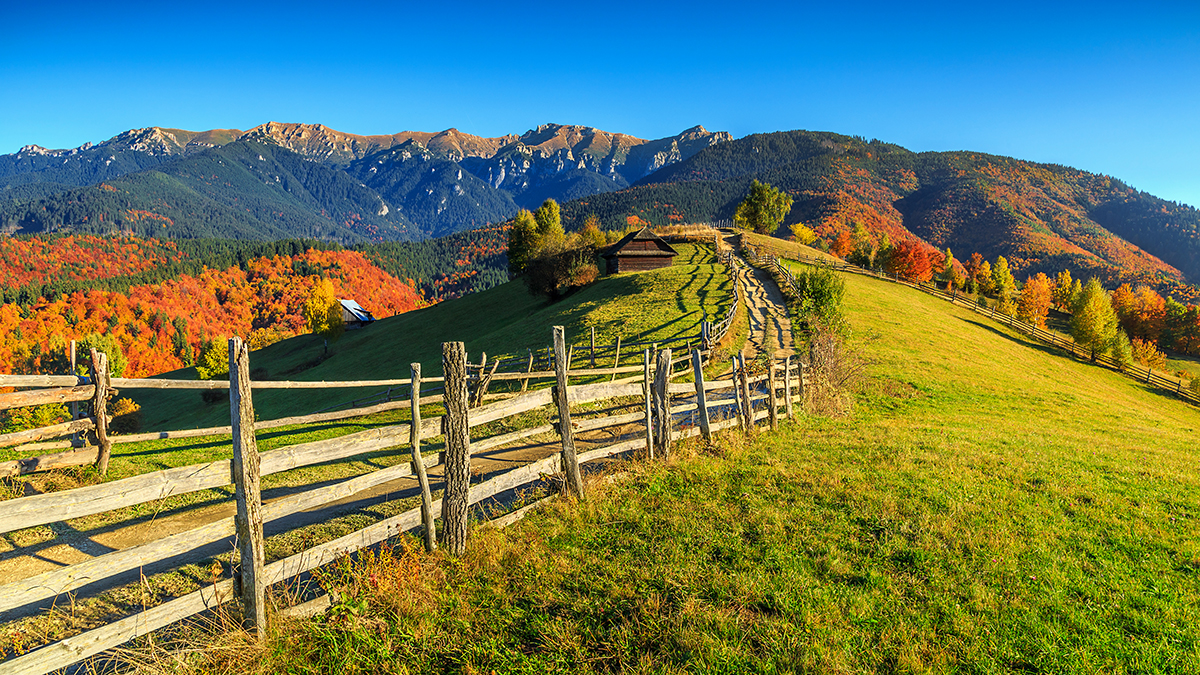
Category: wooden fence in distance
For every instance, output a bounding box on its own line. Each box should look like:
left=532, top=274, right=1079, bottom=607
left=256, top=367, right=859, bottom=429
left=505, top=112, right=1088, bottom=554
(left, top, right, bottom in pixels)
left=742, top=244, right=1200, bottom=407
left=0, top=325, right=806, bottom=675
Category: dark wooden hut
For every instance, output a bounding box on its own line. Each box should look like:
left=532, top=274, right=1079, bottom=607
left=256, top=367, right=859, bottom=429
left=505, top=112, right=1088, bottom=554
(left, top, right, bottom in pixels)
left=602, top=227, right=678, bottom=274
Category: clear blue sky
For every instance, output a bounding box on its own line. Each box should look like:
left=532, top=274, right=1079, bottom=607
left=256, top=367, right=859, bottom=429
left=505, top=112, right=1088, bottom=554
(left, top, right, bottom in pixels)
left=2, top=1, right=1197, bottom=207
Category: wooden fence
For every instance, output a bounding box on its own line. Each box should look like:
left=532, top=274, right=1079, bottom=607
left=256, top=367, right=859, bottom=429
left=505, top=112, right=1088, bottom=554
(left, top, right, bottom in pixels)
left=0, top=326, right=806, bottom=675
left=742, top=244, right=1200, bottom=407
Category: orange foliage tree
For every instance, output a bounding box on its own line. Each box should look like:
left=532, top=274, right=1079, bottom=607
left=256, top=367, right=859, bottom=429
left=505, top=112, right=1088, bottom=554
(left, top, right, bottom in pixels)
left=1017, top=273, right=1054, bottom=328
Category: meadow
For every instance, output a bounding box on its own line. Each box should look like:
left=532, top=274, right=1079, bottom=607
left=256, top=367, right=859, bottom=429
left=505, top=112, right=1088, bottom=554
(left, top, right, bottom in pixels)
left=199, top=261, right=1200, bottom=674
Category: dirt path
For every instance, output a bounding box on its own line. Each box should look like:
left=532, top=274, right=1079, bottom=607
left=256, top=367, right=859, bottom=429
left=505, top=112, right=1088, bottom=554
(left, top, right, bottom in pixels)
left=724, top=234, right=793, bottom=359
left=0, top=407, right=646, bottom=618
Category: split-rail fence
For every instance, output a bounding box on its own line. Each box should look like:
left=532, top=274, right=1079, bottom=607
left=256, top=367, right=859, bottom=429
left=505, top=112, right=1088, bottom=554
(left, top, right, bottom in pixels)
left=742, top=243, right=1200, bottom=407
left=0, top=307, right=776, bottom=674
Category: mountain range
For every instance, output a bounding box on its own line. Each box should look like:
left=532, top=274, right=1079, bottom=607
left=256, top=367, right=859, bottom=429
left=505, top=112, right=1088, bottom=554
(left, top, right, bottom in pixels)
left=0, top=123, right=731, bottom=241
left=1, top=123, right=1198, bottom=298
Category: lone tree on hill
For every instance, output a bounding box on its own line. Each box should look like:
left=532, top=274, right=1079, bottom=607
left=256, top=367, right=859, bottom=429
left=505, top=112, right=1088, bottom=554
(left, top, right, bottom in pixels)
left=304, top=278, right=344, bottom=355
left=734, top=180, right=793, bottom=234
left=1071, top=278, right=1120, bottom=361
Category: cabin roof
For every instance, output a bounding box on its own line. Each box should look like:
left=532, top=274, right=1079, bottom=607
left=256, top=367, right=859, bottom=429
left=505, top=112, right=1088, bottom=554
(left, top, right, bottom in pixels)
left=602, top=227, right=679, bottom=258
left=338, top=298, right=374, bottom=323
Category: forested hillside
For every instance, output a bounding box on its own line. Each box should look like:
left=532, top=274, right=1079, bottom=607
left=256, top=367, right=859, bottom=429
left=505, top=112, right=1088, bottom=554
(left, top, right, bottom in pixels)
left=564, top=131, right=1200, bottom=297
left=0, top=226, right=509, bottom=378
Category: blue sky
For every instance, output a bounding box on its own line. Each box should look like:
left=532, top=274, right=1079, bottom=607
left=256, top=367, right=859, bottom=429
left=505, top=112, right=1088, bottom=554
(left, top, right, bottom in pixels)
left=2, top=1, right=1197, bottom=207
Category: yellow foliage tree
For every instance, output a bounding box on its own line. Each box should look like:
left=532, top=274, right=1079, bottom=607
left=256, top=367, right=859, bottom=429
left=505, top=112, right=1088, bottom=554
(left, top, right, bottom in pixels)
left=304, top=278, right=344, bottom=354
left=1017, top=273, right=1053, bottom=328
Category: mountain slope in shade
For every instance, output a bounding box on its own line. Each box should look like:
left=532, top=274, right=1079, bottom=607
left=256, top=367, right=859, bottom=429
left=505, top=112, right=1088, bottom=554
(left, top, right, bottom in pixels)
left=0, top=141, right=416, bottom=241
left=345, top=141, right=518, bottom=237
left=0, top=127, right=243, bottom=192
left=570, top=130, right=1200, bottom=297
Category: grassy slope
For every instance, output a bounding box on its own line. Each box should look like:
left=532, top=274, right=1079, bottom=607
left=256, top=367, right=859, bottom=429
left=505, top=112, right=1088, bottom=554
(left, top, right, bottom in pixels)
left=253, top=264, right=1200, bottom=673
left=129, top=243, right=730, bottom=432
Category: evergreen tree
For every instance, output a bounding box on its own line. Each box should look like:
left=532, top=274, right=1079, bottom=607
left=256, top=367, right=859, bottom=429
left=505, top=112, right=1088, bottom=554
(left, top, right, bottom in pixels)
left=506, top=209, right=540, bottom=277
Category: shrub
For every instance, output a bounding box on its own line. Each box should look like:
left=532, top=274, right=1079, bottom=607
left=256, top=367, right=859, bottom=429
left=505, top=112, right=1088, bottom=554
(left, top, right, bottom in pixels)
left=791, top=266, right=845, bottom=330
left=109, top=397, right=142, bottom=434
left=1131, top=338, right=1168, bottom=370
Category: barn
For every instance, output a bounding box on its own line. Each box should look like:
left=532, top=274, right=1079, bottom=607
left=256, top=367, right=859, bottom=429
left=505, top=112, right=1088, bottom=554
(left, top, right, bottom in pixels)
left=602, top=227, right=678, bottom=274
left=338, top=299, right=376, bottom=329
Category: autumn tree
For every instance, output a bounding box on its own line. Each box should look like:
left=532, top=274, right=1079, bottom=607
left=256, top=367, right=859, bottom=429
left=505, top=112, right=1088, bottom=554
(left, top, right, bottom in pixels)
left=964, top=253, right=983, bottom=293
left=195, top=338, right=229, bottom=380
left=76, top=333, right=127, bottom=377
left=1111, top=284, right=1166, bottom=342
left=534, top=199, right=565, bottom=246
left=888, top=239, right=933, bottom=281
left=830, top=230, right=854, bottom=258
left=734, top=180, right=794, bottom=234
left=991, top=256, right=1016, bottom=298
left=1017, top=273, right=1053, bottom=328
left=1071, top=278, right=1120, bottom=361
left=939, top=248, right=963, bottom=291
left=1052, top=269, right=1075, bottom=310
left=976, top=260, right=995, bottom=295
left=506, top=209, right=540, bottom=277
left=303, top=278, right=344, bottom=354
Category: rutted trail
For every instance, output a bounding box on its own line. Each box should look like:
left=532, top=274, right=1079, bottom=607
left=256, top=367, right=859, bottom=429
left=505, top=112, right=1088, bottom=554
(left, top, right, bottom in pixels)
left=724, top=234, right=793, bottom=359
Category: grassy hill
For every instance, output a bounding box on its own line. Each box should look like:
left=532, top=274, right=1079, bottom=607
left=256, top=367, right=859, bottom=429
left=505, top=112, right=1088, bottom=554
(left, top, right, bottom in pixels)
left=231, top=257, right=1200, bottom=673
left=131, top=244, right=732, bottom=431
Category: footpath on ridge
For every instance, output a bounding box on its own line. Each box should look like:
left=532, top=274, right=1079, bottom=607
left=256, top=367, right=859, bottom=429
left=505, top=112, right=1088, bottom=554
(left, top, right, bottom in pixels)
left=723, top=233, right=794, bottom=361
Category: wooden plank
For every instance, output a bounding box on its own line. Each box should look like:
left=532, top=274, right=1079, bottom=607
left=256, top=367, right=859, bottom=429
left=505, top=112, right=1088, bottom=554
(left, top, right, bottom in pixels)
left=228, top=337, right=265, bottom=634
left=520, top=349, right=534, bottom=393
left=410, top=363, right=436, bottom=553
left=0, top=375, right=81, bottom=388
left=692, top=350, right=711, bottom=441
left=567, top=380, right=644, bottom=405
left=0, top=446, right=99, bottom=479
left=0, top=385, right=94, bottom=411
left=90, top=350, right=112, bottom=477
left=0, top=417, right=95, bottom=450
left=473, top=424, right=556, bottom=452
left=0, top=451, right=445, bottom=616
left=107, top=378, right=419, bottom=390
left=573, top=411, right=643, bottom=433
left=738, top=353, right=753, bottom=431
left=553, top=326, right=584, bottom=498
left=469, top=388, right=553, bottom=427
left=441, top=341, right=471, bottom=556
left=0, top=579, right=235, bottom=675
left=654, top=349, right=672, bottom=459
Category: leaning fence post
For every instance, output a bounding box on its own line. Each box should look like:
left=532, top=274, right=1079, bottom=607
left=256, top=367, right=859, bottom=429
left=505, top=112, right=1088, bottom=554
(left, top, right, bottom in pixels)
left=692, top=349, right=711, bottom=441
left=553, top=326, right=584, bottom=498
left=654, top=348, right=672, bottom=459
left=89, top=349, right=112, bottom=477
left=228, top=336, right=265, bottom=634
left=730, top=357, right=742, bottom=427
left=69, top=339, right=80, bottom=447
left=441, top=341, right=472, bottom=556
left=643, top=349, right=654, bottom=459
left=410, top=363, right=436, bottom=553
left=610, top=335, right=623, bottom=382
left=521, top=348, right=534, bottom=393
left=590, top=327, right=596, bottom=367
left=767, top=357, right=779, bottom=431
left=737, top=353, right=753, bottom=431
left=784, top=355, right=795, bottom=420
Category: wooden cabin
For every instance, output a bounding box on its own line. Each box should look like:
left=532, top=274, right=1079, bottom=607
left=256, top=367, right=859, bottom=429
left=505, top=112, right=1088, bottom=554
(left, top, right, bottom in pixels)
left=602, top=227, right=678, bottom=274
left=338, top=299, right=376, bottom=329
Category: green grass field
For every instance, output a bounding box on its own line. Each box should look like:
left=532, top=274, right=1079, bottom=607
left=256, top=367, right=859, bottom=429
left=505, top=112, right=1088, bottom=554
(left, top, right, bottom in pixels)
left=214, top=262, right=1200, bottom=674
left=123, top=243, right=730, bottom=432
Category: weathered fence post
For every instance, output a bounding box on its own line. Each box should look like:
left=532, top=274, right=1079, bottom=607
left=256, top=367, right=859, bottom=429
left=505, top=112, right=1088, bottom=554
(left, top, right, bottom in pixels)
left=441, top=341, right=471, bottom=556
left=730, top=357, right=742, bottom=427
left=610, top=335, right=623, bottom=382
left=654, top=349, right=672, bottom=459
left=784, top=355, right=795, bottom=420
left=88, top=349, right=112, bottom=476
left=69, top=340, right=80, bottom=447
left=643, top=349, right=654, bottom=459
left=590, top=327, right=596, bottom=367
left=409, top=363, right=436, bottom=552
left=737, top=353, right=753, bottom=431
left=552, top=326, right=584, bottom=498
left=692, top=349, right=711, bottom=441
left=767, top=357, right=779, bottom=431
left=228, top=336, right=265, bottom=634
